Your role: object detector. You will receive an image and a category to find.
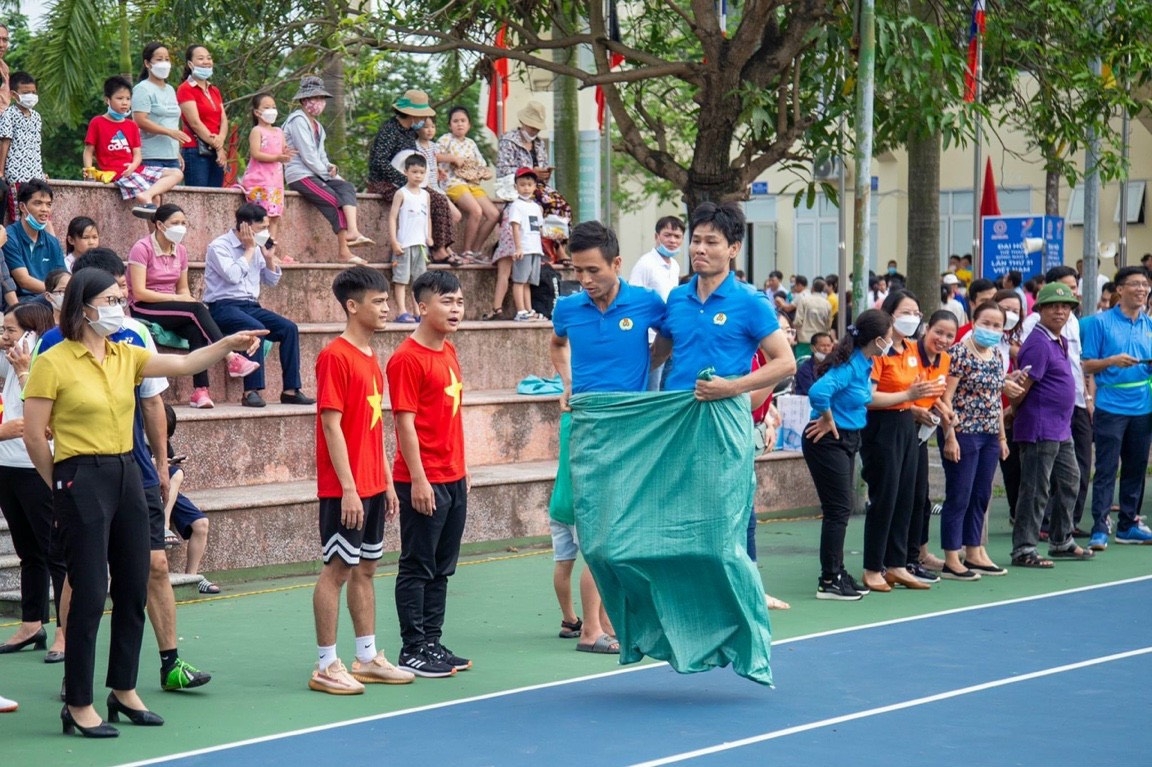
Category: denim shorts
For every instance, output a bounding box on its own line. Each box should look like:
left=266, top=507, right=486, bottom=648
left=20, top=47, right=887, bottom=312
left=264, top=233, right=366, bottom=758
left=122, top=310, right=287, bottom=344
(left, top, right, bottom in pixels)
left=549, top=519, right=579, bottom=561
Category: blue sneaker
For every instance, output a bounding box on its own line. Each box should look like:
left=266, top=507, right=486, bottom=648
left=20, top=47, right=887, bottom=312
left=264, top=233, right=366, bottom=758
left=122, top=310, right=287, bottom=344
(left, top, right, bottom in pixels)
left=1089, top=532, right=1109, bottom=551
left=1115, top=520, right=1152, bottom=545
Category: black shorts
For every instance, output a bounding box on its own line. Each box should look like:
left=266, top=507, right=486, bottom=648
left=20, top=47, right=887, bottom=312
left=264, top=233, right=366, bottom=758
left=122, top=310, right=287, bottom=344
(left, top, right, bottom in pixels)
left=144, top=484, right=165, bottom=551
left=318, top=493, right=386, bottom=565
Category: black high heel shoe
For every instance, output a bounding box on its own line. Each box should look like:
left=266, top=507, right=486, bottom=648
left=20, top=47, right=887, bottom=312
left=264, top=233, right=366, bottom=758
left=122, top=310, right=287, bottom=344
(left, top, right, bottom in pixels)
left=61, top=706, right=119, bottom=738
left=0, top=627, right=47, bottom=654
left=106, top=692, right=164, bottom=726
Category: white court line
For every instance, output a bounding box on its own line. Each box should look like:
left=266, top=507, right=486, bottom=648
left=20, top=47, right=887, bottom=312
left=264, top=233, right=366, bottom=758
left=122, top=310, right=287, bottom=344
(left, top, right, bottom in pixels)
left=113, top=574, right=1152, bottom=767
left=627, top=645, right=1152, bottom=767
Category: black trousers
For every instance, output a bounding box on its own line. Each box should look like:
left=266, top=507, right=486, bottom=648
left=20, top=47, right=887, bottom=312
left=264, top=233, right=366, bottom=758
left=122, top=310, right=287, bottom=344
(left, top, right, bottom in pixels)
left=861, top=409, right=918, bottom=572
left=999, top=422, right=1021, bottom=520
left=54, top=454, right=150, bottom=707
left=394, top=478, right=468, bottom=650
left=0, top=465, right=65, bottom=624
left=129, top=300, right=225, bottom=388
left=907, top=439, right=933, bottom=559
left=802, top=429, right=861, bottom=579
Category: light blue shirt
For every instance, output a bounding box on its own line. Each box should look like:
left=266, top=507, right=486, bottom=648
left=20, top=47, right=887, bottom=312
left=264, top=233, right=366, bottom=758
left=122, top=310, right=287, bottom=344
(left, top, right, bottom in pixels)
left=132, top=80, right=182, bottom=161
left=1080, top=306, right=1152, bottom=416
left=552, top=280, right=665, bottom=393
left=659, top=272, right=780, bottom=391
left=806, top=349, right=874, bottom=430
left=202, top=230, right=282, bottom=303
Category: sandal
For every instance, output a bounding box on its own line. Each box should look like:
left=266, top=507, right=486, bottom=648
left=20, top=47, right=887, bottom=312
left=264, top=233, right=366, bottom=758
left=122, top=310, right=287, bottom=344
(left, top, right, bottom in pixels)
left=1047, top=545, right=1095, bottom=561
left=164, top=530, right=181, bottom=549
left=197, top=578, right=221, bottom=594
left=432, top=253, right=466, bottom=267
left=576, top=633, right=619, bottom=654
left=481, top=308, right=505, bottom=321
left=1010, top=551, right=1054, bottom=569
left=558, top=618, right=583, bottom=639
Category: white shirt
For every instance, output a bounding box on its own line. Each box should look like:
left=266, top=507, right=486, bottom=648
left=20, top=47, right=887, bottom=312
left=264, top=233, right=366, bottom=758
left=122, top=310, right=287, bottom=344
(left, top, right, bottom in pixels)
left=0, top=354, right=33, bottom=467
left=1077, top=273, right=1110, bottom=298
left=1019, top=311, right=1086, bottom=408
left=508, top=196, right=544, bottom=255
left=394, top=186, right=430, bottom=249
left=629, top=248, right=681, bottom=343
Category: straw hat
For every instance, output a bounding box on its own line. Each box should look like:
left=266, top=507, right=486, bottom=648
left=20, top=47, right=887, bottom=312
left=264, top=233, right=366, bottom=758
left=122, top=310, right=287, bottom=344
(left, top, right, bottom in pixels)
left=517, top=101, right=546, bottom=130
left=292, top=76, right=332, bottom=101
left=392, top=89, right=436, bottom=117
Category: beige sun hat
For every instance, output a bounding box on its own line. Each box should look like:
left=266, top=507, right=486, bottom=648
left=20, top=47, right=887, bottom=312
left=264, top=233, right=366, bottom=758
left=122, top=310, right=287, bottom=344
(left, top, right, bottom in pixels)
left=292, top=75, right=332, bottom=101
left=392, top=89, right=436, bottom=117
left=517, top=100, right=547, bottom=130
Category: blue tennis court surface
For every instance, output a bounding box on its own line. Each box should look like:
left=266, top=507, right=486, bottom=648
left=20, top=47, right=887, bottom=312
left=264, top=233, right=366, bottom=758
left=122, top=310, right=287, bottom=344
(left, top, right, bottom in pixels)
left=121, top=577, right=1152, bottom=767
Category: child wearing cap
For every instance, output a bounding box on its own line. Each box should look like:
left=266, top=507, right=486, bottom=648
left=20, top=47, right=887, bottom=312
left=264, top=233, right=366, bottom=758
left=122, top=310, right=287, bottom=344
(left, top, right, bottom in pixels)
left=505, top=167, right=545, bottom=321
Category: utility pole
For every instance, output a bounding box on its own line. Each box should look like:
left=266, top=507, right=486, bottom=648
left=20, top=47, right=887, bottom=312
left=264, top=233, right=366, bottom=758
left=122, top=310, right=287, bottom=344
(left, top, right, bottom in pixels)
left=851, top=0, right=875, bottom=316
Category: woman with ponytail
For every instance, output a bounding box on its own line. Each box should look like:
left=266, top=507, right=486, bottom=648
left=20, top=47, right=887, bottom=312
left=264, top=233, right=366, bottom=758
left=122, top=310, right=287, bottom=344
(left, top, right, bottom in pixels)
left=802, top=309, right=893, bottom=601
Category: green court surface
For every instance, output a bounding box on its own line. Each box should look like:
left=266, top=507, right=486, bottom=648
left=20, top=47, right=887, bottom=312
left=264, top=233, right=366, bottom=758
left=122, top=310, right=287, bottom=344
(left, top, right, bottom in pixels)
left=2, top=503, right=1149, bottom=767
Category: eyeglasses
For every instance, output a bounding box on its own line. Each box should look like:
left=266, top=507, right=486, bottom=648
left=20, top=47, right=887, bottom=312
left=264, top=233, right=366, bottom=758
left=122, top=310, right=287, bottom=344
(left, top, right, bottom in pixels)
left=88, top=297, right=128, bottom=308
left=1120, top=281, right=1151, bottom=290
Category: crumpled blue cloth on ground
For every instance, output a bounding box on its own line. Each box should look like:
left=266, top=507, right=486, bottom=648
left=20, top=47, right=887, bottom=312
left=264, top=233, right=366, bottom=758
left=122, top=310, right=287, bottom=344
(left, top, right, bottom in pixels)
left=567, top=390, right=772, bottom=685
left=517, top=374, right=566, bottom=395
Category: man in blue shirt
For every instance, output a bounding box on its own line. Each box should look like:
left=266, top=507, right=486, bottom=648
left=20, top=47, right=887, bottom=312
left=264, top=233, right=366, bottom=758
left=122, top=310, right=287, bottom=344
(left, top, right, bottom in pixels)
left=549, top=220, right=665, bottom=654
left=35, top=249, right=213, bottom=693
left=204, top=203, right=313, bottom=408
left=2, top=179, right=64, bottom=301
left=1080, top=265, right=1152, bottom=547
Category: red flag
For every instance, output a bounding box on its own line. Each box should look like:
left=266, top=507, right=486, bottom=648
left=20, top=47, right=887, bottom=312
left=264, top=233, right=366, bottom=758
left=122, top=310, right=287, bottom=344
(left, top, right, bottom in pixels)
left=964, top=1, right=986, bottom=103
left=595, top=53, right=625, bottom=131
left=486, top=26, right=509, bottom=135
left=980, top=157, right=1000, bottom=217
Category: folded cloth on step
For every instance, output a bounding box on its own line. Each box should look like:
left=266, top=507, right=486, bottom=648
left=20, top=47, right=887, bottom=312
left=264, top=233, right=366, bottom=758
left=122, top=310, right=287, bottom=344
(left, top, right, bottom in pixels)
left=569, top=390, right=772, bottom=685
left=516, top=374, right=566, bottom=396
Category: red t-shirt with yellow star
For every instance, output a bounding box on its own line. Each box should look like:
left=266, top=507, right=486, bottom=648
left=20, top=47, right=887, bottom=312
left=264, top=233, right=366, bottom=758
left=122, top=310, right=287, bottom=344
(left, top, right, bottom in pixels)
left=386, top=337, right=466, bottom=484
left=316, top=336, right=387, bottom=498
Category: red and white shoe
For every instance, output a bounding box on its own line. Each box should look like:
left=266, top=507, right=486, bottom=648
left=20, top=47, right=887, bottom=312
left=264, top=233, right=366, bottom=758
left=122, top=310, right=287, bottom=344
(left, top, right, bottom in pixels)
left=189, top=387, right=214, bottom=409
left=226, top=354, right=260, bottom=379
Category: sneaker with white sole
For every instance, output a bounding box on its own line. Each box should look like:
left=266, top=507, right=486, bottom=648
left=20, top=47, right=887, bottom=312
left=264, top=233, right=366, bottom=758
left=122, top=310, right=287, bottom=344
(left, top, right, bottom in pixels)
left=189, top=387, right=214, bottom=409
left=309, top=659, right=365, bottom=695
left=1115, top=520, right=1152, bottom=545
left=426, top=640, right=471, bottom=671
left=816, top=573, right=863, bottom=601
left=1089, top=532, right=1109, bottom=551
left=226, top=354, right=261, bottom=379
left=351, top=653, right=415, bottom=685
left=397, top=645, right=456, bottom=678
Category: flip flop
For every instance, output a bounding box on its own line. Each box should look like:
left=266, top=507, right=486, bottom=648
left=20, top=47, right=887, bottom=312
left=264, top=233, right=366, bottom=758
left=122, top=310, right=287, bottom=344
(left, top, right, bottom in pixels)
left=345, top=255, right=367, bottom=265
left=347, top=235, right=375, bottom=248
left=575, top=633, right=619, bottom=654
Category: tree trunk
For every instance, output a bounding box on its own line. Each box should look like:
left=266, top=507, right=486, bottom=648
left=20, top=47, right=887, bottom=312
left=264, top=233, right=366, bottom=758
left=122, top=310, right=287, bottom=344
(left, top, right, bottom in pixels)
left=322, top=55, right=346, bottom=167
left=906, top=132, right=941, bottom=309
left=118, top=0, right=131, bottom=77
left=1044, top=170, right=1060, bottom=217
left=553, top=50, right=580, bottom=222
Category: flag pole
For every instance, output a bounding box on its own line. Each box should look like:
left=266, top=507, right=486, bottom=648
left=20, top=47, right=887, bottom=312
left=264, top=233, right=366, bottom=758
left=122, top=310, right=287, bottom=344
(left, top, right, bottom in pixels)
left=971, top=17, right=984, bottom=279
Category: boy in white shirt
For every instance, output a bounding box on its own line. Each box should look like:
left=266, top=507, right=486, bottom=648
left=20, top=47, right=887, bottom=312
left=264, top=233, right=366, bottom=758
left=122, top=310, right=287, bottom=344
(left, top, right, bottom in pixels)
left=387, top=154, right=433, bottom=323
left=508, top=167, right=545, bottom=321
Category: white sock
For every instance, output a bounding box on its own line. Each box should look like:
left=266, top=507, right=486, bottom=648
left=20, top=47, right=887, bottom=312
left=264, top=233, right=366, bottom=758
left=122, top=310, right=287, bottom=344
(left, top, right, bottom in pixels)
left=355, top=635, right=377, bottom=664
left=318, top=644, right=338, bottom=670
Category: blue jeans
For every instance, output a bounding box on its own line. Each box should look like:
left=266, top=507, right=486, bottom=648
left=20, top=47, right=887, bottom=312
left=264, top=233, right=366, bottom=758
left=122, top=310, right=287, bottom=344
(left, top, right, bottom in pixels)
left=1090, top=409, right=1152, bottom=535
left=206, top=300, right=301, bottom=392
left=180, top=148, right=223, bottom=187
left=939, top=432, right=1000, bottom=551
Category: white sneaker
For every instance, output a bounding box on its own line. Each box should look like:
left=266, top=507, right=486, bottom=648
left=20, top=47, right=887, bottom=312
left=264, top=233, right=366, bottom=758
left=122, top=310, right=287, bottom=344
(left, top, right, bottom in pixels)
left=513, top=310, right=534, bottom=322
left=308, top=659, right=365, bottom=695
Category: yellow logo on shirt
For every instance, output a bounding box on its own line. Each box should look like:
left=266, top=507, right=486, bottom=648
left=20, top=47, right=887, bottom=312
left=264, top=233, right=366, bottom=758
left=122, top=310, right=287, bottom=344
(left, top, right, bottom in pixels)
left=619, top=318, right=634, bottom=331
left=444, top=368, right=463, bottom=417
left=713, top=313, right=727, bottom=326
left=367, top=379, right=383, bottom=429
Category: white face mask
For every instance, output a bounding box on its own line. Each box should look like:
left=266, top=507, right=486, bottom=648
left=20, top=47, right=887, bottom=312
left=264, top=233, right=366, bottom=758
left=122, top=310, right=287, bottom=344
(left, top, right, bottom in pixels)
left=814, top=351, right=827, bottom=362
left=253, top=229, right=272, bottom=248
left=876, top=337, right=893, bottom=356
left=893, top=314, right=921, bottom=338
left=260, top=108, right=278, bottom=124
left=162, top=224, right=188, bottom=244
left=1003, top=311, right=1020, bottom=331
left=86, top=304, right=125, bottom=337
left=17, top=93, right=38, bottom=109
left=48, top=293, right=64, bottom=310
left=150, top=61, right=172, bottom=80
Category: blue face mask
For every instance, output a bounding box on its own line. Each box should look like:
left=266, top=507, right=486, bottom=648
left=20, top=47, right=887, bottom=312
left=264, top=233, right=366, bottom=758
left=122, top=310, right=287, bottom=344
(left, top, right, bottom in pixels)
left=106, top=107, right=126, bottom=122
left=411, top=120, right=425, bottom=131
left=23, top=209, right=46, bottom=232
left=656, top=243, right=679, bottom=259
left=972, top=327, right=1002, bottom=349
left=192, top=66, right=214, bottom=81
left=888, top=266, right=897, bottom=275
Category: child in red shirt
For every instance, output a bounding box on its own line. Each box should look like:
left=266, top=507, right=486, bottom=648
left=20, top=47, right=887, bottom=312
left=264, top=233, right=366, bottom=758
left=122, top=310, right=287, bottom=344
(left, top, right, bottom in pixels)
left=386, top=270, right=470, bottom=679
left=83, top=76, right=182, bottom=219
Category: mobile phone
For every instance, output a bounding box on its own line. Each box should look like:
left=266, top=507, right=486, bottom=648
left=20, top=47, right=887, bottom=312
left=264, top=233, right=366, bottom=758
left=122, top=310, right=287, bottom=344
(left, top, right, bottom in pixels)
left=18, top=331, right=36, bottom=354
left=169, top=454, right=187, bottom=465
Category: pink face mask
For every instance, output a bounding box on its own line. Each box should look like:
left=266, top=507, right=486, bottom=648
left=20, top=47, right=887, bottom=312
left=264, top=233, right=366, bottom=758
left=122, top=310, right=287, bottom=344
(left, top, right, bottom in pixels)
left=302, top=98, right=326, bottom=117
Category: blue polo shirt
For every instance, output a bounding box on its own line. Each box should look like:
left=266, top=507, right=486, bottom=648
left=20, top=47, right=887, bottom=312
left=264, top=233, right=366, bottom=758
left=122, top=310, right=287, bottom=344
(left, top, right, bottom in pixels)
left=807, top=349, right=873, bottom=430
left=35, top=319, right=167, bottom=488
left=552, top=279, right=666, bottom=393
left=1080, top=307, right=1152, bottom=416
left=659, top=272, right=780, bottom=391
left=2, top=222, right=65, bottom=299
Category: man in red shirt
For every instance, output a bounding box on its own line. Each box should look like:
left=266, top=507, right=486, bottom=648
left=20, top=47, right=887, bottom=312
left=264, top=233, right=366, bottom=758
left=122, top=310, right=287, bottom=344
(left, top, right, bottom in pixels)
left=387, top=270, right=470, bottom=678
left=309, top=266, right=414, bottom=695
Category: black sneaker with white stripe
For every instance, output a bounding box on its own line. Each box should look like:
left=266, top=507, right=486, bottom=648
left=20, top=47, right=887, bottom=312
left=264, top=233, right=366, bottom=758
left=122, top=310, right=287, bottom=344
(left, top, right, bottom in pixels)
left=816, top=573, right=863, bottom=601
left=426, top=640, right=471, bottom=671
left=840, top=568, right=870, bottom=596
left=397, top=645, right=456, bottom=678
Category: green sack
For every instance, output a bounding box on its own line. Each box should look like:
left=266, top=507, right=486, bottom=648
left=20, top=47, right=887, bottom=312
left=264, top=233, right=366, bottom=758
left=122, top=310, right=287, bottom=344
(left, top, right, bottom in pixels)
left=548, top=411, right=574, bottom=524
left=569, top=390, right=772, bottom=685
left=141, top=320, right=190, bottom=350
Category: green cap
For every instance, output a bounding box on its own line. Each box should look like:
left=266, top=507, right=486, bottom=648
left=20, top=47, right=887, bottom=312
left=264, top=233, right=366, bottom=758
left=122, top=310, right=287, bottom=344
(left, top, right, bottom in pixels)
left=1034, top=281, right=1079, bottom=307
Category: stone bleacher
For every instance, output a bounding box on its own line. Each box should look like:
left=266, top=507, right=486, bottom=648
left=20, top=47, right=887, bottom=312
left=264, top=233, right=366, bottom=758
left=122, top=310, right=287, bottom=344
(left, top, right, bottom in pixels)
left=0, top=181, right=819, bottom=600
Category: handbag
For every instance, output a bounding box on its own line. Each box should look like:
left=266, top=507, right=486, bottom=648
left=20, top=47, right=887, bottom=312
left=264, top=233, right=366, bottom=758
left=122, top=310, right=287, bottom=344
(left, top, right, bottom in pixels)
left=195, top=136, right=216, bottom=158
left=494, top=173, right=517, bottom=202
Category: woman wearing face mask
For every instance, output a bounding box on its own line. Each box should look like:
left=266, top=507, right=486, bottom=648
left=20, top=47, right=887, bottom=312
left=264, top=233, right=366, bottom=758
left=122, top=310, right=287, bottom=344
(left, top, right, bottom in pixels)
left=906, top=310, right=957, bottom=579
left=42, top=269, right=69, bottom=321
left=176, top=44, right=227, bottom=187
left=0, top=302, right=66, bottom=663
left=803, top=309, right=894, bottom=601
left=126, top=204, right=259, bottom=409
left=860, top=290, right=946, bottom=593
left=792, top=331, right=833, bottom=396
left=366, top=89, right=459, bottom=264
left=133, top=42, right=190, bottom=180
left=938, top=302, right=1019, bottom=579
left=23, top=268, right=265, bottom=738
